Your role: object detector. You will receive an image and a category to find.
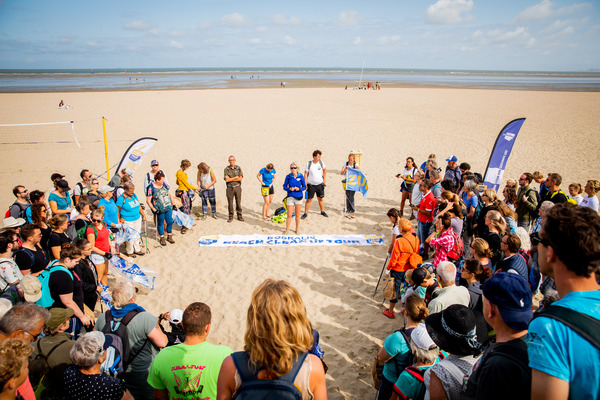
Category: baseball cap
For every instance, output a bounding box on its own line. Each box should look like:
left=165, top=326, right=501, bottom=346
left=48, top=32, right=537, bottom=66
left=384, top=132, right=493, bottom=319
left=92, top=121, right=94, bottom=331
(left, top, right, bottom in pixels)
left=445, top=155, right=458, bottom=162
left=56, top=179, right=71, bottom=191
left=21, top=275, right=42, bottom=302
left=151, top=160, right=159, bottom=166
left=46, top=308, right=74, bottom=331
left=412, top=267, right=429, bottom=287
left=411, top=323, right=437, bottom=350
left=98, top=185, right=114, bottom=194
left=51, top=173, right=65, bottom=182
left=482, top=272, right=533, bottom=330
left=169, top=309, right=184, bottom=324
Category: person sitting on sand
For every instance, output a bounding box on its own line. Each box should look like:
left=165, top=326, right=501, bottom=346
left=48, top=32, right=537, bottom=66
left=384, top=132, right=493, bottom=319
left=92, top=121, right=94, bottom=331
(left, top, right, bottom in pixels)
left=58, top=100, right=71, bottom=109
left=283, top=162, right=306, bottom=235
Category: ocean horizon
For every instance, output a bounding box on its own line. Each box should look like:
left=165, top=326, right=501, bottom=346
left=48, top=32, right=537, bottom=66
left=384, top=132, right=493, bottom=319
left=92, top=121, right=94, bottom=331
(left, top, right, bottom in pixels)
left=1, top=67, right=599, bottom=92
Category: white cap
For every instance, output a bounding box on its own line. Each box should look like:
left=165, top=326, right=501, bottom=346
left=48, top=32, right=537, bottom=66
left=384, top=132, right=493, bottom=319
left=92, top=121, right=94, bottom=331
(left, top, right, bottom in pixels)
left=411, top=323, right=436, bottom=350
left=169, top=309, right=184, bottom=324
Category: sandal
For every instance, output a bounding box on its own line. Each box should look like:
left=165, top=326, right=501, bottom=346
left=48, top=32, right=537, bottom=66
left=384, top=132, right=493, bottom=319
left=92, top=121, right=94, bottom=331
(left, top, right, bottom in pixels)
left=181, top=227, right=188, bottom=234
left=134, top=251, right=145, bottom=256
left=382, top=309, right=395, bottom=319
left=212, top=214, right=218, bottom=219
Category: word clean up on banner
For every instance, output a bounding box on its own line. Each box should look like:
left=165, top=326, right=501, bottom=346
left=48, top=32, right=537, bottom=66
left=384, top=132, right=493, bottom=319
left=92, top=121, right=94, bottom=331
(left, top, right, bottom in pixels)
left=198, top=234, right=385, bottom=247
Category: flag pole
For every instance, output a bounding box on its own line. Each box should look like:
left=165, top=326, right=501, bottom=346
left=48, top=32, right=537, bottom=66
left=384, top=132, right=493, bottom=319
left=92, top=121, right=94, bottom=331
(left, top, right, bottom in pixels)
left=102, top=116, right=111, bottom=180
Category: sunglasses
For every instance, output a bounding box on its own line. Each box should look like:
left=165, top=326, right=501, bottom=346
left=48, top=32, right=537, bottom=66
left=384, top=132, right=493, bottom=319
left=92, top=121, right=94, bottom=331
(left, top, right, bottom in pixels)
left=290, top=167, right=298, bottom=169
left=531, top=235, right=550, bottom=247
left=20, top=190, right=28, bottom=194
left=92, top=219, right=102, bottom=223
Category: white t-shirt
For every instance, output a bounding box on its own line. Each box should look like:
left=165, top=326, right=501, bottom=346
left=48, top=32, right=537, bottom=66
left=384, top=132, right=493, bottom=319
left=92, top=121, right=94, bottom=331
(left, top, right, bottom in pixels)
left=305, top=160, right=326, bottom=185
left=0, top=258, right=23, bottom=290
left=581, top=195, right=599, bottom=212
left=342, top=162, right=359, bottom=181
left=392, top=224, right=400, bottom=236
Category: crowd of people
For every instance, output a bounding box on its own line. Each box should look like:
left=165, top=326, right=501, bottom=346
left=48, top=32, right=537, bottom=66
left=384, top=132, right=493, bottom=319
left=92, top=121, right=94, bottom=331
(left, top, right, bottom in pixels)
left=0, top=151, right=598, bottom=400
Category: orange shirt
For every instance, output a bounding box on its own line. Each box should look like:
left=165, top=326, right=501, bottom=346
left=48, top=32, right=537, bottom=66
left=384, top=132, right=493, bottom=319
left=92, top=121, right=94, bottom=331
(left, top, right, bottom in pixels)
left=387, top=234, right=420, bottom=272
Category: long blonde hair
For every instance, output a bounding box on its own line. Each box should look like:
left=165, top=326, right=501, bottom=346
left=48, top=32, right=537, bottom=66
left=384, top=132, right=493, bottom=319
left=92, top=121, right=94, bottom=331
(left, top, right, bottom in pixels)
left=486, top=210, right=506, bottom=234
left=244, top=279, right=313, bottom=377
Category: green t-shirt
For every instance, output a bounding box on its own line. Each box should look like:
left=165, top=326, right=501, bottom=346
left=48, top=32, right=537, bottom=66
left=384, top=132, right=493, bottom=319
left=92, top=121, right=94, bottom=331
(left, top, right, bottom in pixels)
left=147, top=341, right=233, bottom=400
left=393, top=365, right=433, bottom=400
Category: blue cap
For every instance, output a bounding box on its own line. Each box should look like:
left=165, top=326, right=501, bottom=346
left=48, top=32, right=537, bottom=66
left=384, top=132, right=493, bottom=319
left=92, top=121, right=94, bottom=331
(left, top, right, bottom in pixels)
left=445, top=155, right=458, bottom=162
left=482, top=272, right=533, bottom=330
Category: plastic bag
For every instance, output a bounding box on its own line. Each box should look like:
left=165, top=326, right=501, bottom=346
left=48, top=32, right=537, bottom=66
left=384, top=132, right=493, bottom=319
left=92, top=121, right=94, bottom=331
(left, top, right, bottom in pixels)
left=108, top=255, right=157, bottom=290
left=114, top=225, right=141, bottom=246
left=172, top=209, right=194, bottom=229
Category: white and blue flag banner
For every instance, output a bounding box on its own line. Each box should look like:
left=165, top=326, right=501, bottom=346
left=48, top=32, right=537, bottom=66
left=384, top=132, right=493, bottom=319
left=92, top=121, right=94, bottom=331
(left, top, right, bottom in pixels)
left=198, top=234, right=384, bottom=247
left=483, top=118, right=526, bottom=192
left=109, top=255, right=157, bottom=290
left=345, top=168, right=369, bottom=197
left=115, top=137, right=157, bottom=178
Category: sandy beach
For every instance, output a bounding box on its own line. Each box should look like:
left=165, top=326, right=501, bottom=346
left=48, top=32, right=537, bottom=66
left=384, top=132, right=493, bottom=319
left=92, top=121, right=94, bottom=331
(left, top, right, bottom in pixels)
left=1, top=87, right=599, bottom=399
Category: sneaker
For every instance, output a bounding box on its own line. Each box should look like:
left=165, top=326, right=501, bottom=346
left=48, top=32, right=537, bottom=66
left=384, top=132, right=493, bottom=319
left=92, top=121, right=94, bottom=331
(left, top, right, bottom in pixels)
left=321, top=211, right=329, bottom=218
left=301, top=213, right=308, bottom=220
left=382, top=309, right=395, bottom=319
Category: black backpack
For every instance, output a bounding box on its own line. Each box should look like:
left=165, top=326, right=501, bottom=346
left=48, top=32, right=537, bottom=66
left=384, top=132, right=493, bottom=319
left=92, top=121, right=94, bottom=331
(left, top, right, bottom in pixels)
left=111, top=186, right=123, bottom=203
left=29, top=339, right=70, bottom=394
left=231, top=351, right=308, bottom=399
left=393, top=328, right=415, bottom=373
left=99, top=309, right=147, bottom=378
left=530, top=188, right=542, bottom=220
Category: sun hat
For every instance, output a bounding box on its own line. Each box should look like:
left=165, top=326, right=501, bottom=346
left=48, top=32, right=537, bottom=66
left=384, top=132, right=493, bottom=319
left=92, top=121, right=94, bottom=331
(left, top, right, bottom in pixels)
left=482, top=272, right=533, bottom=330
left=1, top=217, right=26, bottom=229
left=21, top=275, right=42, bottom=302
left=98, top=185, right=114, bottom=194
left=46, top=308, right=74, bottom=331
left=411, top=323, right=437, bottom=350
left=445, top=155, right=458, bottom=162
left=425, top=304, right=487, bottom=356
left=56, top=179, right=71, bottom=191
left=169, top=308, right=184, bottom=325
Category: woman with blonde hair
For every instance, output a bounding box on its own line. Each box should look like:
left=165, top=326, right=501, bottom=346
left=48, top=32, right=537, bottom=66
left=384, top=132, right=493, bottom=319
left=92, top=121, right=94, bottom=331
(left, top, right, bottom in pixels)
left=469, top=238, right=493, bottom=270
left=483, top=210, right=505, bottom=267
left=197, top=162, right=218, bottom=219
left=474, top=189, right=498, bottom=238
left=48, top=214, right=71, bottom=260
left=581, top=180, right=599, bottom=212
left=217, top=279, right=326, bottom=399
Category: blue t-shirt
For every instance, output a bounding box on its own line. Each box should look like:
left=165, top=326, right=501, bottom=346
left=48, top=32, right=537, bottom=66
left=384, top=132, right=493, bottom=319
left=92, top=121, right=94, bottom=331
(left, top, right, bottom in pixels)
left=98, top=198, right=119, bottom=227
left=393, top=364, right=433, bottom=399
left=48, top=192, right=71, bottom=211
left=382, top=328, right=414, bottom=383
left=259, top=168, right=276, bottom=187
left=283, top=173, right=306, bottom=199
left=116, top=194, right=141, bottom=222
left=527, top=290, right=600, bottom=399
left=25, top=206, right=33, bottom=223
left=462, top=192, right=479, bottom=213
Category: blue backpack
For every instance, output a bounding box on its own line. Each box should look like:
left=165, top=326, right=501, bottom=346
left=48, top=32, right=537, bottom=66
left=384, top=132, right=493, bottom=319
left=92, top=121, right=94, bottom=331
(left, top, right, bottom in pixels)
left=231, top=351, right=308, bottom=400
left=36, top=261, right=73, bottom=308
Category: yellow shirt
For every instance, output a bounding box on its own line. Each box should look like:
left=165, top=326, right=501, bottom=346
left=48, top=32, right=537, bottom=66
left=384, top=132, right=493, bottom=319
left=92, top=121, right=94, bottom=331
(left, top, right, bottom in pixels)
left=176, top=170, right=196, bottom=191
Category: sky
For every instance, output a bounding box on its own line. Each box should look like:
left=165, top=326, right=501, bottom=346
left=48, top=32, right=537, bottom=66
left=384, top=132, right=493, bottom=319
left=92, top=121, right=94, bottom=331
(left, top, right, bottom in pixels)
left=0, top=0, right=598, bottom=71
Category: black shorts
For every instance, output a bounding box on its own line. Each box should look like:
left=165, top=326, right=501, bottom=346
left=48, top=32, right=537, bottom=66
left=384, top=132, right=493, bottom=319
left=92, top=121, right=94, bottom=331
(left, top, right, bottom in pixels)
left=306, top=183, right=325, bottom=199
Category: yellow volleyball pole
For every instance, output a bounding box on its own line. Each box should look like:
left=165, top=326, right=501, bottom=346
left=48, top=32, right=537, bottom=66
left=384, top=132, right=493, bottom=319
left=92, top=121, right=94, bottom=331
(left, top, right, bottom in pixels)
left=102, top=116, right=111, bottom=180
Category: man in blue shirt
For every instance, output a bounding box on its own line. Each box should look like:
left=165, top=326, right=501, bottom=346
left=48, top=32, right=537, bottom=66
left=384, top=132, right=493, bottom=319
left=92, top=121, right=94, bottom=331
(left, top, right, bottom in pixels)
left=527, top=203, right=600, bottom=400
left=497, top=233, right=528, bottom=280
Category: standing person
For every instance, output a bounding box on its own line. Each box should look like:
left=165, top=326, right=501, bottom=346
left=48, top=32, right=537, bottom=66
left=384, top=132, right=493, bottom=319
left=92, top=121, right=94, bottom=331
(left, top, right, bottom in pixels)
left=580, top=179, right=599, bottom=212
left=386, top=208, right=402, bottom=256
left=63, top=331, right=133, bottom=400
left=197, top=162, right=218, bottom=220
left=483, top=210, right=505, bottom=266
left=460, top=258, right=492, bottom=313
left=426, top=214, right=456, bottom=269
left=568, top=183, right=583, bottom=205
left=175, top=159, right=196, bottom=218
left=95, top=280, right=168, bottom=400
left=410, top=170, right=423, bottom=221
left=148, top=302, right=233, bottom=400
left=377, top=293, right=429, bottom=400
left=14, top=224, right=47, bottom=276
left=8, top=185, right=30, bottom=219
left=87, top=207, right=112, bottom=287
left=147, top=171, right=176, bottom=246
left=30, top=203, right=51, bottom=253
left=24, top=190, right=46, bottom=224
left=474, top=189, right=498, bottom=238
left=86, top=177, right=101, bottom=208
left=427, top=261, right=470, bottom=314
left=72, top=169, right=92, bottom=205
left=224, top=155, right=244, bottom=223
left=73, top=239, right=101, bottom=313
left=47, top=243, right=90, bottom=333
left=444, top=156, right=461, bottom=193
left=383, top=219, right=421, bottom=319
left=532, top=171, right=548, bottom=198
left=516, top=172, right=538, bottom=229
left=0, top=231, right=23, bottom=297
left=116, top=182, right=146, bottom=253
left=542, top=173, right=569, bottom=204
left=0, top=339, right=33, bottom=400
left=527, top=204, right=600, bottom=400
left=396, top=157, right=418, bottom=217
left=97, top=186, right=121, bottom=231
left=410, top=179, right=435, bottom=258
left=283, top=162, right=306, bottom=235
left=341, top=154, right=360, bottom=218
left=302, top=150, right=328, bottom=219
left=496, top=233, right=528, bottom=280
left=144, top=160, right=169, bottom=194
left=217, top=279, right=327, bottom=399
left=462, top=272, right=533, bottom=400
left=48, top=214, right=71, bottom=260
left=257, top=163, right=277, bottom=221
left=48, top=179, right=72, bottom=217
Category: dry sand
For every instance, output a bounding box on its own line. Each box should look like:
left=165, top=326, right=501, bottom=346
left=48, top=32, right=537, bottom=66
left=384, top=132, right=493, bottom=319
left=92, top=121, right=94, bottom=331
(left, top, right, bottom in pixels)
left=1, top=87, right=599, bottom=398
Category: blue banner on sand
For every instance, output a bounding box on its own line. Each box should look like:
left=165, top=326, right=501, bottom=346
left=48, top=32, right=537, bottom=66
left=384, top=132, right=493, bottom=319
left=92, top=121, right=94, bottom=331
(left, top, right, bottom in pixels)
left=345, top=168, right=369, bottom=197
left=483, top=118, right=526, bottom=191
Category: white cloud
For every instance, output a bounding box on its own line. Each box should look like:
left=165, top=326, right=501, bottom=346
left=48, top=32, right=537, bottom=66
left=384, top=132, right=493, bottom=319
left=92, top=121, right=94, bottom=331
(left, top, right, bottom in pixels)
left=169, top=40, right=183, bottom=49
left=516, top=0, right=592, bottom=22
left=473, top=27, right=536, bottom=48
left=248, top=38, right=261, bottom=44
left=337, top=10, right=359, bottom=27
left=271, top=14, right=301, bottom=25
left=221, top=12, right=248, bottom=27
left=426, top=0, right=474, bottom=24
left=256, top=26, right=267, bottom=32
left=352, top=36, right=361, bottom=45
left=377, top=35, right=402, bottom=45
left=169, top=30, right=185, bottom=37
left=203, top=38, right=226, bottom=46
left=149, top=28, right=159, bottom=36
left=59, top=34, right=72, bottom=43
left=123, top=20, right=154, bottom=31
left=85, top=41, right=102, bottom=49
left=282, top=35, right=295, bottom=45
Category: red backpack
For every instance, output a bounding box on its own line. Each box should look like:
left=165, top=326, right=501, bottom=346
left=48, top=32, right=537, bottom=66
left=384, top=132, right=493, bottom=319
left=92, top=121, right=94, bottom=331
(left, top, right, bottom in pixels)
left=446, top=230, right=464, bottom=261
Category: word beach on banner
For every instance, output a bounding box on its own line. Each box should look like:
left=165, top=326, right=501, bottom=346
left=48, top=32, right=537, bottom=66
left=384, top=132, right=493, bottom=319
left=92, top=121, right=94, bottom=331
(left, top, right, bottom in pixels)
left=198, top=234, right=384, bottom=247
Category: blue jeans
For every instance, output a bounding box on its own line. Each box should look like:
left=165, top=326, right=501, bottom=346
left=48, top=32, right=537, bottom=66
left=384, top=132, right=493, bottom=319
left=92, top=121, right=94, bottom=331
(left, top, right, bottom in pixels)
left=389, top=270, right=406, bottom=304
left=417, top=221, right=432, bottom=246
left=201, top=188, right=217, bottom=214
left=156, top=209, right=173, bottom=235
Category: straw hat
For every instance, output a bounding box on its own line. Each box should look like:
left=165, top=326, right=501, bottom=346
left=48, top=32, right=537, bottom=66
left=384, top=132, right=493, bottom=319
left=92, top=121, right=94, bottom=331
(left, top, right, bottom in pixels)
left=1, top=217, right=26, bottom=230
